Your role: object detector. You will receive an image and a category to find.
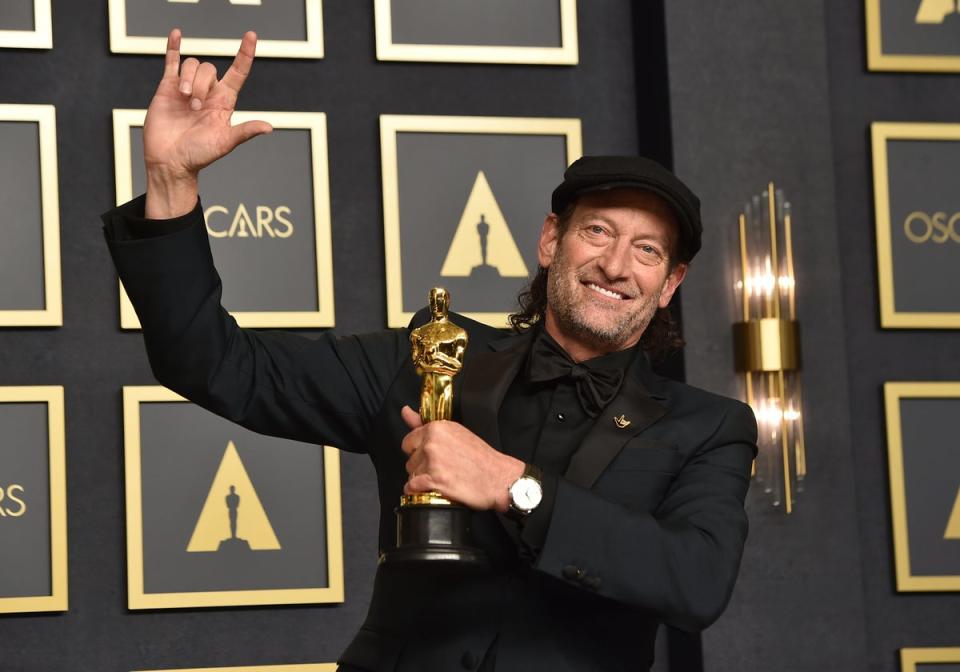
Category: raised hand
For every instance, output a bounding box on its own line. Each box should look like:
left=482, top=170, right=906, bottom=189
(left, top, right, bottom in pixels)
left=144, top=29, right=273, bottom=219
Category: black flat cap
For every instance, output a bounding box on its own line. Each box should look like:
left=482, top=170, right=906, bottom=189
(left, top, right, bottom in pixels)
left=551, top=156, right=702, bottom=262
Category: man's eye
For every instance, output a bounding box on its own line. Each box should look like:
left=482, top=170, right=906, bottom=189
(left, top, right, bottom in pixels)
left=589, top=225, right=606, bottom=235
left=635, top=244, right=664, bottom=263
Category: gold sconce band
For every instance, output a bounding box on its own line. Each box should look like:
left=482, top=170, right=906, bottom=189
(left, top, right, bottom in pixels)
left=733, top=318, right=801, bottom=372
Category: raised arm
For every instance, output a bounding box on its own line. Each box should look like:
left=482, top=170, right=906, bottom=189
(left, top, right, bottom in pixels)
left=143, top=29, right=272, bottom=219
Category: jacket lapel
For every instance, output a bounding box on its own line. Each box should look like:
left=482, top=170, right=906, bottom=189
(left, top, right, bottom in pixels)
left=563, top=357, right=669, bottom=489
left=459, top=327, right=672, bottom=490
left=459, top=330, right=533, bottom=452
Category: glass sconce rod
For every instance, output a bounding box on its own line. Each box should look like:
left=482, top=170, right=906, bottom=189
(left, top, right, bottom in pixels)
left=732, top=183, right=806, bottom=513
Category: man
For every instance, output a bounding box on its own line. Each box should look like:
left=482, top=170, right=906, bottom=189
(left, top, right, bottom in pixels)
left=103, top=29, right=757, bottom=672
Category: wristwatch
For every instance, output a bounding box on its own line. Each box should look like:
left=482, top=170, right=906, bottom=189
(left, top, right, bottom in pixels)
left=506, top=463, right=544, bottom=520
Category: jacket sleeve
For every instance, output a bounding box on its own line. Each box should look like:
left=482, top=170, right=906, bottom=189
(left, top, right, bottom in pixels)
left=532, top=399, right=757, bottom=632
left=102, top=195, right=409, bottom=452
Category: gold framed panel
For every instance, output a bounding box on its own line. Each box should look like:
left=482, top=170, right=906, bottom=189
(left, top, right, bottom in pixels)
left=135, top=665, right=337, bottom=672
left=374, top=0, right=577, bottom=65
left=872, top=122, right=960, bottom=328
left=0, top=104, right=62, bottom=326
left=886, top=381, right=960, bottom=591
left=0, top=0, right=52, bottom=49
left=380, top=114, right=582, bottom=328
left=901, top=647, right=960, bottom=671
left=866, top=0, right=960, bottom=72
left=122, top=386, right=344, bottom=609
left=113, top=109, right=334, bottom=330
left=108, top=0, right=323, bottom=58
left=0, top=386, right=67, bottom=613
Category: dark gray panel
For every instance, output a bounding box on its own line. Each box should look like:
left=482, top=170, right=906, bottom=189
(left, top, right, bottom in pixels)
left=0, top=403, right=51, bottom=598
left=825, top=0, right=960, bottom=670
left=139, top=402, right=328, bottom=594
left=665, top=1, right=869, bottom=671
left=389, top=0, right=561, bottom=47
left=131, top=127, right=320, bottom=313
left=918, top=664, right=960, bottom=672
left=886, top=140, right=960, bottom=313
left=879, top=0, right=960, bottom=56
left=395, top=131, right=565, bottom=313
left=124, top=0, right=307, bottom=41
left=0, top=121, right=45, bottom=310
left=0, top=0, right=35, bottom=31
left=899, top=398, right=960, bottom=576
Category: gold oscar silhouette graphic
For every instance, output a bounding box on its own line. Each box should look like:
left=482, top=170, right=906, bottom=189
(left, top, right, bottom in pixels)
left=945, top=486, right=960, bottom=539
left=187, top=441, right=281, bottom=554
left=440, top=170, right=528, bottom=279
left=380, top=288, right=486, bottom=565
left=916, top=0, right=959, bottom=23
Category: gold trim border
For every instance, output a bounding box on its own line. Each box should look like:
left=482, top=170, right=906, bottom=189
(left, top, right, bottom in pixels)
left=866, top=0, right=960, bottom=72
left=885, top=382, right=960, bottom=592
left=0, top=386, right=68, bottom=613
left=108, top=0, right=323, bottom=59
left=0, top=0, right=52, bottom=49
left=871, top=122, right=960, bottom=328
left=135, top=665, right=337, bottom=672
left=113, top=109, right=335, bottom=330
left=122, top=386, right=344, bottom=610
left=901, top=647, right=960, bottom=670
left=0, top=104, right=62, bottom=326
left=374, top=0, right=577, bottom=65
left=379, top=114, right=582, bottom=328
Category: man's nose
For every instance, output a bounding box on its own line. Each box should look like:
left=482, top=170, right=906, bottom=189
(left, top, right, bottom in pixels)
left=597, top=238, right=632, bottom=279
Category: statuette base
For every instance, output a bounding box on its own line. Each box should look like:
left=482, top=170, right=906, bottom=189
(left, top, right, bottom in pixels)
left=380, top=502, right=487, bottom=566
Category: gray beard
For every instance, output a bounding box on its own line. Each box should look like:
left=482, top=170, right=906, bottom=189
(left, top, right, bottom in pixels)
left=545, top=255, right=659, bottom=352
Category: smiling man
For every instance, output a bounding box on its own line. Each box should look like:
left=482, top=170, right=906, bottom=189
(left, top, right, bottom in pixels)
left=102, top=30, right=757, bottom=672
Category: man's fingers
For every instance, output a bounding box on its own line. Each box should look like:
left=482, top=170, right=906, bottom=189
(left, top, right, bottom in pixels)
left=226, top=120, right=273, bottom=152
left=220, top=31, right=258, bottom=94
left=404, top=448, right=424, bottom=475
left=189, top=62, right=218, bottom=110
left=179, top=57, right=199, bottom=95
left=405, top=475, right=439, bottom=496
left=401, top=405, right=423, bottom=430
left=163, top=28, right=181, bottom=78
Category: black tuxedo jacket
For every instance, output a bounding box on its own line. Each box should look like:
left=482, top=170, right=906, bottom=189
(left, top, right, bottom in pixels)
left=104, top=198, right=757, bottom=672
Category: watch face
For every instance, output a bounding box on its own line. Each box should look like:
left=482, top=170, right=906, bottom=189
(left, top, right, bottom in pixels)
left=511, top=477, right=543, bottom=511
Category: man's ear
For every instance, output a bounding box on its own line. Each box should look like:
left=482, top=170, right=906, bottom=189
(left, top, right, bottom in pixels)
left=657, top=263, right=688, bottom=309
left=537, top=213, right=561, bottom=268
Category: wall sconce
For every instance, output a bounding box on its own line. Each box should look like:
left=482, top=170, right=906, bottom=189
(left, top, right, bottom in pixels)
left=733, top=183, right=806, bottom=514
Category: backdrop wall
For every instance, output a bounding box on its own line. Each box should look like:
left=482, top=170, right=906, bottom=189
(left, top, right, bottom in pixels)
left=5, top=3, right=957, bottom=672
left=667, top=2, right=960, bottom=670
left=0, top=2, right=669, bottom=671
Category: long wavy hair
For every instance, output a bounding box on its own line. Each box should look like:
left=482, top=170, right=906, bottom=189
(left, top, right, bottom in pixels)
left=508, top=204, right=685, bottom=359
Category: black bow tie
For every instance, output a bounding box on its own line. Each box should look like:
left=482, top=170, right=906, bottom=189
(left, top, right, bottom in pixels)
left=528, top=335, right=625, bottom=418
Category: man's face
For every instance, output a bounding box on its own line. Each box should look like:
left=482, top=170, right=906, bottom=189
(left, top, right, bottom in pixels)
left=537, top=188, right=688, bottom=355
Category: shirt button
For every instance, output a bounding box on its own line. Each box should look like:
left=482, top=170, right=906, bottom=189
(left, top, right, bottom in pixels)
left=557, top=412, right=566, bottom=422
left=461, top=651, right=479, bottom=669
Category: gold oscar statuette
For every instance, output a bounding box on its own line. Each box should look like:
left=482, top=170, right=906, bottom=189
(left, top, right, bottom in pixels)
left=380, top=288, right=487, bottom=565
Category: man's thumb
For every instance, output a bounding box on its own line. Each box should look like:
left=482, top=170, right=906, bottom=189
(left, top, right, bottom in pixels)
left=400, top=405, right=423, bottom=430
left=227, top=120, right=272, bottom=151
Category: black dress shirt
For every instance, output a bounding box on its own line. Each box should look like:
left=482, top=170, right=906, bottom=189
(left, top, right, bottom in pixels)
left=481, top=328, right=637, bottom=670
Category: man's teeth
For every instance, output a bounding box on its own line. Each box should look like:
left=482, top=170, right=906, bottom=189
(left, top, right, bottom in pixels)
left=587, top=282, right=624, bottom=300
